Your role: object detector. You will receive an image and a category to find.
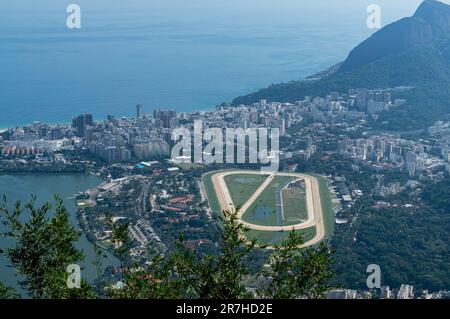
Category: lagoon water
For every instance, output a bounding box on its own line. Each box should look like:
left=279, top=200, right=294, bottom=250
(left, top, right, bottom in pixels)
left=0, top=174, right=120, bottom=295
left=0, top=0, right=427, bottom=127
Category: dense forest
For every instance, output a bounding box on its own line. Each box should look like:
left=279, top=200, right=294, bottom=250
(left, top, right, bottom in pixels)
left=333, top=205, right=450, bottom=291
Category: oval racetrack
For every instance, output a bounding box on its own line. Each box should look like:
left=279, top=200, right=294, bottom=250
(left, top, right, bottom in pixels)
left=208, top=170, right=326, bottom=248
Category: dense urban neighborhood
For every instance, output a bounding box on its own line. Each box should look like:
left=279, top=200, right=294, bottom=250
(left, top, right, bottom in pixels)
left=2, top=85, right=450, bottom=298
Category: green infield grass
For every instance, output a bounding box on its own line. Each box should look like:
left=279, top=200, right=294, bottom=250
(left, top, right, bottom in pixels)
left=281, top=187, right=308, bottom=225
left=224, top=173, right=268, bottom=208
left=242, top=175, right=295, bottom=226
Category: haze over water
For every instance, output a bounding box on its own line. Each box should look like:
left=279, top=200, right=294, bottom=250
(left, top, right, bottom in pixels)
left=0, top=0, right=439, bottom=127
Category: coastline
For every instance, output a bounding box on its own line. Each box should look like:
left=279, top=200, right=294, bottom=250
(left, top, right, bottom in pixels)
left=0, top=60, right=334, bottom=131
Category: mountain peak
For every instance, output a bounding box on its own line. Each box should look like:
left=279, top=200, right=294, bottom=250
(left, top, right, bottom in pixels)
left=414, top=0, right=450, bottom=30
left=415, top=0, right=450, bottom=15
left=338, top=0, right=450, bottom=73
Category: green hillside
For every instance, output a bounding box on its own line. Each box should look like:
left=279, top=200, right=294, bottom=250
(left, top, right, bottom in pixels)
left=233, top=0, right=450, bottom=130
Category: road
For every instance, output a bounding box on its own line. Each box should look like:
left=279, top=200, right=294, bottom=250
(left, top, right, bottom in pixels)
left=209, top=170, right=326, bottom=247
left=197, top=180, right=212, bottom=219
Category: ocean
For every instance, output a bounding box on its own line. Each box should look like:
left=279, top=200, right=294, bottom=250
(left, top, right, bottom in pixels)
left=0, top=0, right=428, bottom=128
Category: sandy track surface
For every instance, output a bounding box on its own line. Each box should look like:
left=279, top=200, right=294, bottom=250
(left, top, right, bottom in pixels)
left=209, top=170, right=326, bottom=247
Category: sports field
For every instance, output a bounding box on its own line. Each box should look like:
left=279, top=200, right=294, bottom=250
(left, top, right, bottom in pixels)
left=203, top=170, right=334, bottom=248
left=241, top=175, right=294, bottom=226
left=224, top=174, right=268, bottom=208
left=282, top=187, right=308, bottom=224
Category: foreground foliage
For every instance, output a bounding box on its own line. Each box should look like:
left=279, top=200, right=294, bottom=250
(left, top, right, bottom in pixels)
left=0, top=196, right=95, bottom=299
left=0, top=197, right=334, bottom=299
